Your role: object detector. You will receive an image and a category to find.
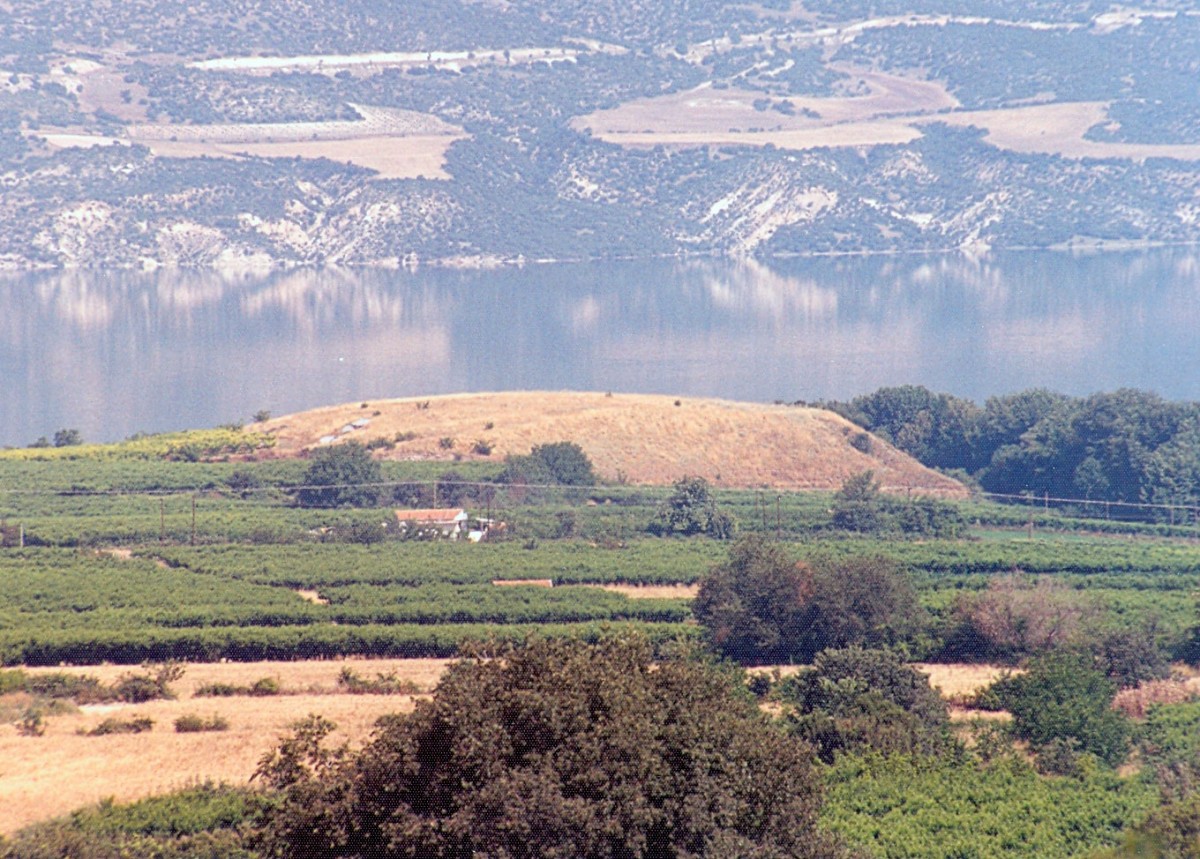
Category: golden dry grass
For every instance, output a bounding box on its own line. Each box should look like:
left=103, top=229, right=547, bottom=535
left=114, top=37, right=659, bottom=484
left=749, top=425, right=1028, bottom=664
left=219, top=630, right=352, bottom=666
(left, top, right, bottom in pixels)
left=1, top=659, right=452, bottom=834
left=254, top=391, right=966, bottom=497
left=935, top=102, right=1200, bottom=161
left=577, top=70, right=956, bottom=138
left=913, top=663, right=1014, bottom=701
left=1112, top=675, right=1200, bottom=719
left=131, top=134, right=460, bottom=180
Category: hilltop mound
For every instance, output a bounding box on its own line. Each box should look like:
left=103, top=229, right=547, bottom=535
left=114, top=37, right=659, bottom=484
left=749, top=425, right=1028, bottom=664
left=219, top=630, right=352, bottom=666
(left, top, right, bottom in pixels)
left=256, top=392, right=965, bottom=497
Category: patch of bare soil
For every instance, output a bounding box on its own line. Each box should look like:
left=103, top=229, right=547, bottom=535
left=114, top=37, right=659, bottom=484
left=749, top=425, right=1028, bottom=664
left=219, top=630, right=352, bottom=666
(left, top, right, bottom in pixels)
left=254, top=391, right=967, bottom=497
left=295, top=588, right=329, bottom=605
left=587, top=583, right=700, bottom=599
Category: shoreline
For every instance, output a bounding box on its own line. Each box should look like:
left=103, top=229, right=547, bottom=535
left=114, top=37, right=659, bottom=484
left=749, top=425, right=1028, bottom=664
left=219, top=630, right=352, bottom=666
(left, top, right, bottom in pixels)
left=3, top=238, right=1198, bottom=275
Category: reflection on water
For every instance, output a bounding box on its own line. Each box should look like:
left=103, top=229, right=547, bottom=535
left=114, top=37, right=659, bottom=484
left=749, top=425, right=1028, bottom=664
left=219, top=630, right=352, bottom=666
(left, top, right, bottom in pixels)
left=1, top=249, right=1198, bottom=445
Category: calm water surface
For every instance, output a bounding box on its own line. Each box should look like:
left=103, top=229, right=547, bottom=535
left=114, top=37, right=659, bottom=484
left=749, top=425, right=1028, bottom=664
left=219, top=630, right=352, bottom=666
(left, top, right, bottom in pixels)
left=2, top=249, right=1198, bottom=446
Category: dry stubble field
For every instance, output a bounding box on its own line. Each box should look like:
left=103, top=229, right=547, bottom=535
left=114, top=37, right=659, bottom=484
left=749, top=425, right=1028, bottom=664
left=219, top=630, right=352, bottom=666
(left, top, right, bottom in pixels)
left=255, top=391, right=966, bottom=497
left=0, top=658, right=449, bottom=834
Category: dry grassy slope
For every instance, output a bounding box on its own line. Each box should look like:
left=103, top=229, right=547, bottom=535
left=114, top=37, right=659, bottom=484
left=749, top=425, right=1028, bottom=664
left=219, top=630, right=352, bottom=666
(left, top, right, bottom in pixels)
left=255, top=391, right=966, bottom=497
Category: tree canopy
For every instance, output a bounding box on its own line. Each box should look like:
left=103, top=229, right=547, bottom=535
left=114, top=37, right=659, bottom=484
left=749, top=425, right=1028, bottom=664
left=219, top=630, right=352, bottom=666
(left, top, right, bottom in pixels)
left=650, top=476, right=737, bottom=539
left=295, top=441, right=382, bottom=508
left=693, top=538, right=925, bottom=663
left=255, top=636, right=849, bottom=859
left=835, top=385, right=1200, bottom=517
left=497, top=441, right=598, bottom=487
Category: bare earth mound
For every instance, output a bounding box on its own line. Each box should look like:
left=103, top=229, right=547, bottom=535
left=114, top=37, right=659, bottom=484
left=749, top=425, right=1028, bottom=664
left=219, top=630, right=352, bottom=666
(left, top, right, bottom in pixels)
left=256, top=391, right=965, bottom=497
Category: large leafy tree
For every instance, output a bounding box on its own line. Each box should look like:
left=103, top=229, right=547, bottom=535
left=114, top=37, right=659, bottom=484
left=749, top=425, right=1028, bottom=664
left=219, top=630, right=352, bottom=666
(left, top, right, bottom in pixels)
left=782, top=647, right=953, bottom=762
left=497, top=441, right=597, bottom=488
left=295, top=441, right=383, bottom=508
left=255, top=636, right=849, bottom=859
left=694, top=537, right=925, bottom=663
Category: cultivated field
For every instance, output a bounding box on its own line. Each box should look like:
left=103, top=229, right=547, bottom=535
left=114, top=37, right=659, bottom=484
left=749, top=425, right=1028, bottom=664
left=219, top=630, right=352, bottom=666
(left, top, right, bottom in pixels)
left=578, top=68, right=1200, bottom=162
left=255, top=390, right=968, bottom=496
left=41, top=99, right=464, bottom=179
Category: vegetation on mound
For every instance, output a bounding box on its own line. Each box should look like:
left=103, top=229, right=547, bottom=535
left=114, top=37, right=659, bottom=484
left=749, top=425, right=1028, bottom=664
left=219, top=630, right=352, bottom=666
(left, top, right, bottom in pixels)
left=833, top=386, right=1200, bottom=522
left=0, top=428, right=274, bottom=462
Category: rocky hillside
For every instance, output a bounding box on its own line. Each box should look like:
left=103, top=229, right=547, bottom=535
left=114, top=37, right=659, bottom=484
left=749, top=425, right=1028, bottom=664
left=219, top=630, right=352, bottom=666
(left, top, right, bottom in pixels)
left=3, top=0, right=1200, bottom=269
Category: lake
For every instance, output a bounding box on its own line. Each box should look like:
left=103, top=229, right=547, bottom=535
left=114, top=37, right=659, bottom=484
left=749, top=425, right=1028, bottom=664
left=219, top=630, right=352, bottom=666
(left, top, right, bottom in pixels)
left=2, top=248, right=1199, bottom=447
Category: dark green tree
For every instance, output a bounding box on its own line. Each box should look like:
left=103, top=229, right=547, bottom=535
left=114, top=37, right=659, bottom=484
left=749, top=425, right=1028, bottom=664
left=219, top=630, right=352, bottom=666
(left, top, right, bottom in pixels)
left=841, top=385, right=979, bottom=469
left=804, top=555, right=926, bottom=657
left=295, top=442, right=382, bottom=508
left=52, top=428, right=83, bottom=447
left=255, top=636, right=849, bottom=859
left=496, top=441, right=597, bottom=489
left=651, top=476, right=736, bottom=539
left=694, top=537, right=812, bottom=661
left=781, top=647, right=953, bottom=762
left=831, top=470, right=885, bottom=533
left=530, top=441, right=597, bottom=485
left=695, top=538, right=925, bottom=663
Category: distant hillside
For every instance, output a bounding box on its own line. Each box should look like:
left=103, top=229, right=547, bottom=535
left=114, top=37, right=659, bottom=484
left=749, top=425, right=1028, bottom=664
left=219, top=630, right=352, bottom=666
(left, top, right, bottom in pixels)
left=4, top=0, right=1199, bottom=268
left=256, top=391, right=967, bottom=497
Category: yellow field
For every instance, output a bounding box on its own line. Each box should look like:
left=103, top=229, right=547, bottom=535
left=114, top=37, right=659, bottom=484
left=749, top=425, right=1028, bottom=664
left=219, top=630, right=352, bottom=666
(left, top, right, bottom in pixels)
left=255, top=390, right=967, bottom=496
left=0, top=658, right=449, bottom=834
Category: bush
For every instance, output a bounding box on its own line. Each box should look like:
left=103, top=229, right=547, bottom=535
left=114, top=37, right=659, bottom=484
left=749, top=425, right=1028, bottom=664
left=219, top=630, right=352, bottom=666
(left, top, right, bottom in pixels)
left=83, top=716, right=154, bottom=736
left=498, top=441, right=597, bottom=488
left=0, top=783, right=259, bottom=859
left=195, top=677, right=279, bottom=698
left=781, top=647, right=953, bottom=762
left=335, top=667, right=418, bottom=695
left=995, top=651, right=1130, bottom=767
left=250, top=677, right=281, bottom=696
left=1092, top=625, right=1171, bottom=689
left=650, top=476, right=737, bottom=539
left=113, top=663, right=184, bottom=703
left=174, top=713, right=229, bottom=733
left=0, top=668, right=28, bottom=695
left=946, top=573, right=1093, bottom=661
left=26, top=672, right=107, bottom=703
